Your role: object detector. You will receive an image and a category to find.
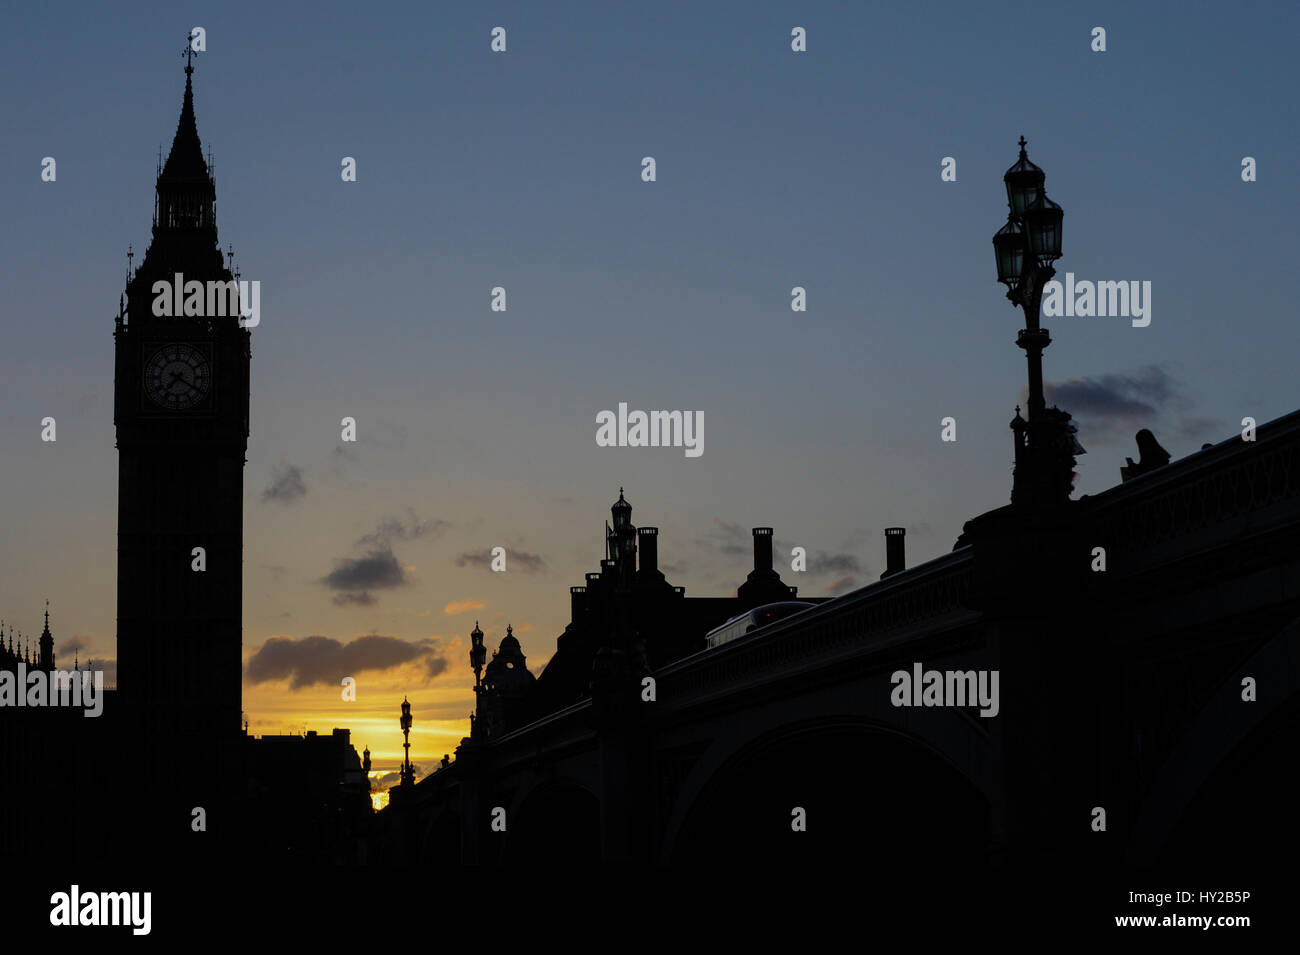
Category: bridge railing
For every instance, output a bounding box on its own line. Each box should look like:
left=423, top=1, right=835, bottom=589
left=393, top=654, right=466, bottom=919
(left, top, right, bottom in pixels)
left=653, top=547, right=978, bottom=710
left=1082, top=409, right=1300, bottom=573
left=488, top=697, right=592, bottom=750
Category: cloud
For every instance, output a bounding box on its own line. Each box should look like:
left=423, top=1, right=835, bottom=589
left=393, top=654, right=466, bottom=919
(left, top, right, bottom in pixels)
left=57, top=636, right=91, bottom=656
left=454, top=549, right=546, bottom=574
left=48, top=640, right=114, bottom=683
left=245, top=634, right=446, bottom=690
left=826, top=575, right=858, bottom=595
left=358, top=510, right=450, bottom=548
left=48, top=651, right=117, bottom=687
left=697, top=518, right=749, bottom=557
left=94, top=659, right=118, bottom=689
left=262, top=463, right=307, bottom=504
left=426, top=656, right=449, bottom=679
left=713, top=517, right=745, bottom=536
left=1174, top=415, right=1224, bottom=443
left=259, top=564, right=288, bottom=582
left=319, top=512, right=445, bottom=606
left=333, top=445, right=360, bottom=463
left=1045, top=372, right=1161, bottom=418
left=321, top=546, right=407, bottom=592
left=1041, top=364, right=1209, bottom=445
left=806, top=552, right=862, bottom=575
left=373, top=765, right=425, bottom=790
left=444, top=599, right=485, bottom=615
left=509, top=550, right=546, bottom=573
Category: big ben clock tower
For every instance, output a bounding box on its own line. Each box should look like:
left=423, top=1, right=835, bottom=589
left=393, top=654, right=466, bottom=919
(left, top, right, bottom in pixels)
left=115, top=51, right=250, bottom=812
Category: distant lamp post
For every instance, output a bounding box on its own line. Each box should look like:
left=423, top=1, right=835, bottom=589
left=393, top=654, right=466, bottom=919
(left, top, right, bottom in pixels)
left=399, top=697, right=414, bottom=787
left=469, top=621, right=486, bottom=686
left=991, top=136, right=1082, bottom=506
left=468, top=621, right=487, bottom=742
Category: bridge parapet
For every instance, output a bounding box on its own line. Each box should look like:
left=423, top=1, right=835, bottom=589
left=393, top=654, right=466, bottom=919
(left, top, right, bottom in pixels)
left=1084, top=410, right=1300, bottom=576
left=653, top=548, right=979, bottom=713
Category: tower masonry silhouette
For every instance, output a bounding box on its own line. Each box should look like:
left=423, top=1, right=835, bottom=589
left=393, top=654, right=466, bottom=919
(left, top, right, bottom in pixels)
left=115, top=54, right=251, bottom=802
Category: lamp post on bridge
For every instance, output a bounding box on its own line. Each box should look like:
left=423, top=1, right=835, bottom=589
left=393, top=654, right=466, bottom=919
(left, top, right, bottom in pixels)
left=399, top=697, right=414, bottom=787
left=992, top=137, right=1083, bottom=507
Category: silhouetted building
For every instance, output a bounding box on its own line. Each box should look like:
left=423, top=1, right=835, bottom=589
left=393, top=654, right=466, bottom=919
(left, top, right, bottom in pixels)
left=473, top=625, right=538, bottom=739
left=243, top=728, right=372, bottom=864
left=114, top=53, right=251, bottom=833
left=0, top=607, right=53, bottom=674
left=1, top=58, right=367, bottom=866
left=370, top=415, right=1300, bottom=868
left=468, top=489, right=824, bottom=740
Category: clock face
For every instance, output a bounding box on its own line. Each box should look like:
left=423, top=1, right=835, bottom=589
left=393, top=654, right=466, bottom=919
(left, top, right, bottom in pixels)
left=144, top=343, right=211, bottom=411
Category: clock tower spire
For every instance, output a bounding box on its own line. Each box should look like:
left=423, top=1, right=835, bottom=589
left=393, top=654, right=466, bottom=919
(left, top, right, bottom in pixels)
left=114, top=49, right=252, bottom=838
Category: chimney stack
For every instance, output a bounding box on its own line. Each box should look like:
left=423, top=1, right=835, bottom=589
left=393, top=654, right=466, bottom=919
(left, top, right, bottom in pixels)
left=752, top=527, right=773, bottom=573
left=570, top=585, right=586, bottom=621
left=638, top=527, right=659, bottom=574
left=881, top=527, right=906, bottom=578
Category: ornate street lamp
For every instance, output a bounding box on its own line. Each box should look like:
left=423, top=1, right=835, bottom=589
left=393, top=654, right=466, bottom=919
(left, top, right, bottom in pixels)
left=399, top=696, right=414, bottom=787
left=993, top=215, right=1026, bottom=291
left=469, top=621, right=485, bottom=686
left=1003, top=137, right=1045, bottom=217
left=1024, top=190, right=1063, bottom=264
left=991, top=137, right=1081, bottom=507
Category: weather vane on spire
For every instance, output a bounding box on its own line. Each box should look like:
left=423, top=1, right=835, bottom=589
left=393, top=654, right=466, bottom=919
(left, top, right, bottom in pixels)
left=184, top=30, right=203, bottom=75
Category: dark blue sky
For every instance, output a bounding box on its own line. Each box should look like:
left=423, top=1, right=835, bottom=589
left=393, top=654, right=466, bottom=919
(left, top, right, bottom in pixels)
left=2, top=0, right=1296, bottom=743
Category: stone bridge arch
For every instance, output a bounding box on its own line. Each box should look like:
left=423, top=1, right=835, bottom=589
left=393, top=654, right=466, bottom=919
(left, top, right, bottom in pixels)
left=418, top=805, right=461, bottom=865
left=1128, top=614, right=1300, bottom=865
left=501, top=777, right=601, bottom=863
left=662, top=705, right=994, bottom=864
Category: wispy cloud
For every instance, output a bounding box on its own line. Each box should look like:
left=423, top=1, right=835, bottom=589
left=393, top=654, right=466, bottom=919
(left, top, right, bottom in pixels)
left=372, top=765, right=425, bottom=790
left=697, top=517, right=749, bottom=557
left=454, top=549, right=546, bottom=574
left=318, top=511, right=447, bottom=606
left=358, top=510, right=450, bottom=548
left=444, top=599, right=485, bottom=615
left=57, top=636, right=92, bottom=656
left=262, top=463, right=307, bottom=504
left=805, top=552, right=861, bottom=575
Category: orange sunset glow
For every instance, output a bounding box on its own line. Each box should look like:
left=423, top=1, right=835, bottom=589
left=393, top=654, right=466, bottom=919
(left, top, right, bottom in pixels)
left=240, top=627, right=551, bottom=786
